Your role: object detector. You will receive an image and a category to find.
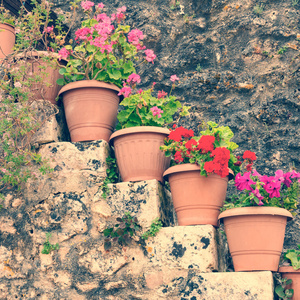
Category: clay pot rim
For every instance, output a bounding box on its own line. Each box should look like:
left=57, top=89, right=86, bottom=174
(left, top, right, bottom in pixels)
left=279, top=266, right=300, bottom=273
left=58, top=79, right=121, bottom=97
left=163, top=163, right=234, bottom=181
left=110, top=126, right=170, bottom=144
left=218, top=206, right=293, bottom=221
left=0, top=22, right=15, bottom=31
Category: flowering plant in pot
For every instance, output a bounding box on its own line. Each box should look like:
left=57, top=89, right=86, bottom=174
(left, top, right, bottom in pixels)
left=160, top=121, right=248, bottom=226
left=56, top=1, right=157, bottom=142
left=218, top=166, right=300, bottom=272
left=109, top=74, right=190, bottom=183
left=277, top=245, right=300, bottom=300
left=2, top=0, right=76, bottom=104
left=0, top=5, right=16, bottom=60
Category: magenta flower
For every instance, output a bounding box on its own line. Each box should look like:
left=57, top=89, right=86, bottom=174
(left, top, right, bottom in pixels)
left=170, top=75, right=179, bottom=82
left=145, top=49, right=156, bottom=63
left=44, top=25, right=54, bottom=33
left=291, top=170, right=300, bottom=179
left=58, top=47, right=70, bottom=60
left=127, top=73, right=141, bottom=84
left=274, top=170, right=285, bottom=183
left=118, top=85, right=132, bottom=98
left=283, top=172, right=292, bottom=187
left=150, top=106, right=163, bottom=118
left=252, top=169, right=262, bottom=178
left=81, top=1, right=94, bottom=11
left=75, top=27, right=92, bottom=40
left=264, top=181, right=281, bottom=198
left=137, top=89, right=143, bottom=94
left=234, top=172, right=256, bottom=191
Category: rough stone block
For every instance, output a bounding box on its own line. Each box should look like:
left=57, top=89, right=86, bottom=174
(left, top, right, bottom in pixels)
left=145, top=226, right=219, bottom=273
left=94, top=179, right=176, bottom=230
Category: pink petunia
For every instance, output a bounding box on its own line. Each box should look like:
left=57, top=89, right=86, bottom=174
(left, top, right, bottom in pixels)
left=234, top=172, right=256, bottom=191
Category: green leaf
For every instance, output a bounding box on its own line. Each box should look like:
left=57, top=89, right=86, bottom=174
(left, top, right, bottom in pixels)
left=56, top=78, right=65, bottom=86
left=107, top=68, right=122, bottom=80
left=59, top=67, right=66, bottom=75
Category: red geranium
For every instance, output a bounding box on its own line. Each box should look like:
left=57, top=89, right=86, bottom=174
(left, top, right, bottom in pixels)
left=243, top=150, right=257, bottom=161
left=197, top=135, right=215, bottom=153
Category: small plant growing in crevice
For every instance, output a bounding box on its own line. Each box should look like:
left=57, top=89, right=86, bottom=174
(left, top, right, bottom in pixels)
left=278, top=46, right=288, bottom=55
left=253, top=4, right=264, bottom=15
left=170, top=1, right=181, bottom=10
left=103, top=212, right=141, bottom=250
left=275, top=275, right=293, bottom=299
left=196, top=64, right=202, bottom=73
left=141, top=218, right=163, bottom=240
left=101, top=154, right=119, bottom=199
left=41, top=233, right=59, bottom=254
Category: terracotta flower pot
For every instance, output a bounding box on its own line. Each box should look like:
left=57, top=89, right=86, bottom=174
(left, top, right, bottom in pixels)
left=59, top=80, right=120, bottom=142
left=279, top=266, right=300, bottom=299
left=218, top=207, right=293, bottom=272
left=0, top=23, right=15, bottom=60
left=109, top=126, right=170, bottom=182
left=163, top=164, right=230, bottom=226
left=16, top=51, right=64, bottom=104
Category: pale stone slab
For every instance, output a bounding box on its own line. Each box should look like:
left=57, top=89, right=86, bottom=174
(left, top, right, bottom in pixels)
left=38, top=140, right=110, bottom=172
left=145, top=226, right=219, bottom=273
left=151, top=271, right=274, bottom=300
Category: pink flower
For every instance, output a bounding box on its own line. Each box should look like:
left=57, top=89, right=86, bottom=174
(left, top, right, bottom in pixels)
left=234, top=172, right=255, bottom=191
left=250, top=188, right=264, bottom=202
left=1, top=168, right=7, bottom=173
left=128, top=29, right=145, bottom=46
left=81, top=1, right=94, bottom=11
left=14, top=82, right=22, bottom=88
left=252, top=169, right=261, bottom=178
left=127, top=73, right=141, bottom=84
left=44, top=25, right=54, bottom=33
left=150, top=106, right=163, bottom=118
left=137, top=89, right=143, bottom=94
left=274, top=170, right=285, bottom=182
left=96, top=3, right=104, bottom=9
left=58, top=47, right=70, bottom=60
left=75, top=27, right=92, bottom=40
left=170, top=75, right=179, bottom=82
left=157, top=90, right=167, bottom=99
left=283, top=172, right=292, bottom=188
left=291, top=170, right=300, bottom=179
left=145, top=49, right=156, bottom=63
left=118, top=85, right=132, bottom=98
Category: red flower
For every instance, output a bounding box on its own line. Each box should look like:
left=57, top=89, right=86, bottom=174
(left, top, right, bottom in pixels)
left=197, top=135, right=215, bottom=153
left=246, top=163, right=253, bottom=171
left=243, top=150, right=257, bottom=161
left=168, top=127, right=194, bottom=142
left=185, top=139, right=197, bottom=151
left=210, top=147, right=230, bottom=164
left=174, top=150, right=184, bottom=163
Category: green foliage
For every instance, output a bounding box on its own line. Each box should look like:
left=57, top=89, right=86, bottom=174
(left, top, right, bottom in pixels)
left=275, top=277, right=293, bottom=299
left=196, top=64, right=202, bottom=72
left=292, top=0, right=299, bottom=6
left=0, top=6, right=15, bottom=25
left=116, top=81, right=190, bottom=129
left=101, top=154, right=119, bottom=199
left=283, top=245, right=300, bottom=270
left=141, top=218, right=163, bottom=240
left=170, top=1, right=181, bottom=10
left=278, top=46, right=288, bottom=55
left=253, top=4, right=264, bottom=16
left=41, top=233, right=59, bottom=254
left=103, top=212, right=141, bottom=250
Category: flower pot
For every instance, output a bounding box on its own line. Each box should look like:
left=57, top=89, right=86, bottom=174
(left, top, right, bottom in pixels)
left=109, top=126, right=170, bottom=182
left=0, top=23, right=15, bottom=60
left=163, top=164, right=230, bottom=226
left=16, top=51, right=64, bottom=104
left=218, top=207, right=293, bottom=272
left=59, top=80, right=120, bottom=142
left=279, top=266, right=300, bottom=299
